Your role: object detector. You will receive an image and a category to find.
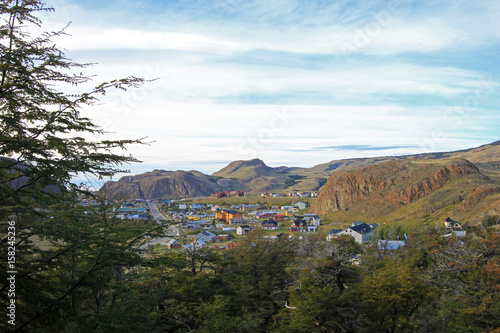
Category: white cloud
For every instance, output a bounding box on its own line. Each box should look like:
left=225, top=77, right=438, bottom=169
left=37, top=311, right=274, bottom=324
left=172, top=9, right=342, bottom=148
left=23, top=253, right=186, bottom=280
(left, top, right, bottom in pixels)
left=47, top=0, right=499, bottom=57
left=37, top=0, right=500, bottom=175
left=89, top=56, right=488, bottom=102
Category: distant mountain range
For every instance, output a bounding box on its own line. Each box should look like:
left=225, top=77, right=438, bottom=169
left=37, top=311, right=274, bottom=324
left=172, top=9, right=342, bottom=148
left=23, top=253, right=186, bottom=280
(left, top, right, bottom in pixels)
left=100, top=140, right=500, bottom=202
left=99, top=140, right=500, bottom=224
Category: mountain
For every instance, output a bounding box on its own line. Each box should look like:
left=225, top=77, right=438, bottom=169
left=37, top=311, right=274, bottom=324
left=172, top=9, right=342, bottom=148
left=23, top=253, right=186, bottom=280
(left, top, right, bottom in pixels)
left=99, top=170, right=221, bottom=199
left=99, top=140, right=500, bottom=201
left=307, top=140, right=500, bottom=181
left=211, top=158, right=291, bottom=193
left=310, top=158, right=500, bottom=224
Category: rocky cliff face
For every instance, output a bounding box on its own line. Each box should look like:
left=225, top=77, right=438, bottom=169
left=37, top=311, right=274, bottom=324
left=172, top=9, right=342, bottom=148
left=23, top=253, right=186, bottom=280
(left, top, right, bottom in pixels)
left=99, top=170, right=221, bottom=199
left=310, top=158, right=484, bottom=216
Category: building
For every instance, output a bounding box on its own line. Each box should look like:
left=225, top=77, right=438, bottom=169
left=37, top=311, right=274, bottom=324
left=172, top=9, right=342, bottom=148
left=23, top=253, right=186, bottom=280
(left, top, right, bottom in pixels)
left=274, top=214, right=287, bottom=222
left=215, top=209, right=243, bottom=224
left=190, top=203, right=204, bottom=210
left=237, top=225, right=253, bottom=235
left=261, top=218, right=279, bottom=230
left=228, top=217, right=245, bottom=225
left=217, top=234, right=230, bottom=241
left=188, top=239, right=206, bottom=250
left=444, top=217, right=463, bottom=229
left=165, top=239, right=182, bottom=249
left=442, top=230, right=467, bottom=238
left=290, top=216, right=308, bottom=232
left=240, top=204, right=261, bottom=211
left=307, top=225, right=318, bottom=232
left=195, top=231, right=217, bottom=243
left=293, top=201, right=307, bottom=210
left=338, top=223, right=375, bottom=244
left=303, top=213, right=321, bottom=226
left=211, top=191, right=244, bottom=198
left=378, top=240, right=406, bottom=250
left=327, top=229, right=343, bottom=241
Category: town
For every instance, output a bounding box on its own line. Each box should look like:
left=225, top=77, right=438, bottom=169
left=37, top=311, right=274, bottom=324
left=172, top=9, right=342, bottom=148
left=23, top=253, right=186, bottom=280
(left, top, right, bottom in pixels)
left=89, top=193, right=470, bottom=255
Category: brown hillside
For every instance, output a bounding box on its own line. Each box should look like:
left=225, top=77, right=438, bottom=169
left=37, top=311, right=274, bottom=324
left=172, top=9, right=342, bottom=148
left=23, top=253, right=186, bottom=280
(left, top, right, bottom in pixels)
left=99, top=170, right=221, bottom=200
left=310, top=158, right=486, bottom=217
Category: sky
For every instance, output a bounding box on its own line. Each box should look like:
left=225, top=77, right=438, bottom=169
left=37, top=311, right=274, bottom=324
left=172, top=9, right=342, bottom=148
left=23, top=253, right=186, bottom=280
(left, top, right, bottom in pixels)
left=39, top=0, right=500, bottom=179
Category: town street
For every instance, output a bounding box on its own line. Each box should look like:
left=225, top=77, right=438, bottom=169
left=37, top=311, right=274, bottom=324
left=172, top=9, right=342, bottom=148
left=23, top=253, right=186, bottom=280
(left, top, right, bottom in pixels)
left=147, top=201, right=180, bottom=237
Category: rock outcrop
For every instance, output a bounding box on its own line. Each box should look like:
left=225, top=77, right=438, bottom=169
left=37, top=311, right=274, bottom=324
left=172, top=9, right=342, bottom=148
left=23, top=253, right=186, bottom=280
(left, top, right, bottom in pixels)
left=310, top=158, right=483, bottom=216
left=99, top=170, right=221, bottom=199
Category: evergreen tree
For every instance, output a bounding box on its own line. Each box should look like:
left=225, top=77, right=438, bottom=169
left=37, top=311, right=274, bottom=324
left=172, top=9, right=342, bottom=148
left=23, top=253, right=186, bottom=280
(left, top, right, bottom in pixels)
left=0, top=1, right=152, bottom=331
left=0, top=0, right=146, bottom=209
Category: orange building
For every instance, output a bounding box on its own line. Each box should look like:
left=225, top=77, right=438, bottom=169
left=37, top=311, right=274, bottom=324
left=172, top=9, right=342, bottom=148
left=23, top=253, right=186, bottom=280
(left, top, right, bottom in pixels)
left=215, top=209, right=243, bottom=223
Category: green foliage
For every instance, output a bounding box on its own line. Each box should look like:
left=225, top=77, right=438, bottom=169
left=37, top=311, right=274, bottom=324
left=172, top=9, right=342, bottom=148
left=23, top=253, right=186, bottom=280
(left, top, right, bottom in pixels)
left=0, top=199, right=159, bottom=332
left=0, top=1, right=150, bottom=331
left=357, top=257, right=435, bottom=332
left=373, top=222, right=417, bottom=241
left=285, top=175, right=305, bottom=187
left=483, top=215, right=500, bottom=227
left=0, top=0, right=147, bottom=209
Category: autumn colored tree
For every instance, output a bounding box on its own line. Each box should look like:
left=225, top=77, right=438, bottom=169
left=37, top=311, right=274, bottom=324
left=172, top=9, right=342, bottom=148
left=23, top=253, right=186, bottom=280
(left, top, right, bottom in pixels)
left=426, top=232, right=500, bottom=332
left=356, top=257, right=435, bottom=333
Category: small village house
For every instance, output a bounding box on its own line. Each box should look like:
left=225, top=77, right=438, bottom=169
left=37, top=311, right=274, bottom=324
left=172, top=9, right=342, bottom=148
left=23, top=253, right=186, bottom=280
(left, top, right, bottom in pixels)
left=261, top=218, right=279, bottom=230
left=329, top=222, right=376, bottom=244
left=237, top=225, right=253, bottom=235
left=195, top=231, right=217, bottom=243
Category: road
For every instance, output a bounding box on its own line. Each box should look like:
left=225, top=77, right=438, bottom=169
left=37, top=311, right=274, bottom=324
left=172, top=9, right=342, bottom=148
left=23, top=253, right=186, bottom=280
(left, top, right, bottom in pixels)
left=147, top=201, right=180, bottom=237
left=148, top=201, right=166, bottom=221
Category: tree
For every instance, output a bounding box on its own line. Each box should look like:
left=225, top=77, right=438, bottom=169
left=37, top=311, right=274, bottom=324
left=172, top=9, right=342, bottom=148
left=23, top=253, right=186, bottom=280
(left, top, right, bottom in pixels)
left=0, top=1, right=152, bottom=331
left=356, top=257, right=434, bottom=333
left=271, top=235, right=363, bottom=333
left=0, top=0, right=146, bottom=209
left=225, top=230, right=294, bottom=332
left=424, top=232, right=500, bottom=332
left=1, top=202, right=159, bottom=332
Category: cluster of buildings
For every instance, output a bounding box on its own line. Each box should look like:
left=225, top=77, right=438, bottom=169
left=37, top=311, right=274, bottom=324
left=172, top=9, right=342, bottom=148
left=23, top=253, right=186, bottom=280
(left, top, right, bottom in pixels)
left=116, top=199, right=152, bottom=220
left=138, top=196, right=475, bottom=256
left=260, top=192, right=319, bottom=198
left=211, top=191, right=244, bottom=198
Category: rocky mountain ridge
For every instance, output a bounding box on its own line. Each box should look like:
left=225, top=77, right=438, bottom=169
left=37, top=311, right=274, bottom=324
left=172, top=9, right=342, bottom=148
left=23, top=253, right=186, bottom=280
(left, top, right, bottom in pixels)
left=310, top=157, right=500, bottom=224
left=99, top=170, right=220, bottom=199
left=99, top=141, right=500, bottom=202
